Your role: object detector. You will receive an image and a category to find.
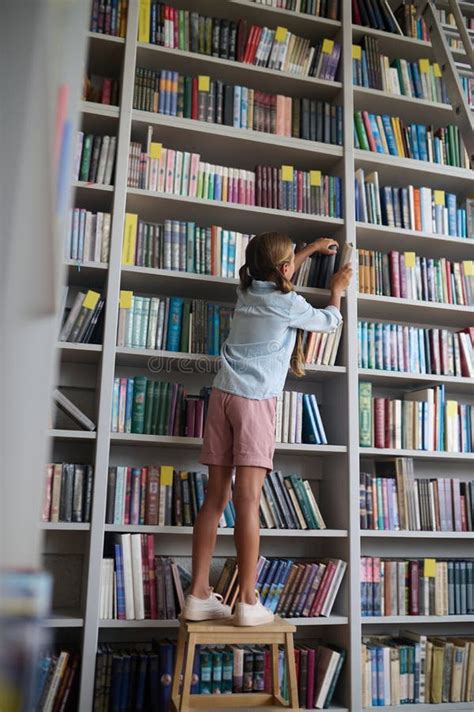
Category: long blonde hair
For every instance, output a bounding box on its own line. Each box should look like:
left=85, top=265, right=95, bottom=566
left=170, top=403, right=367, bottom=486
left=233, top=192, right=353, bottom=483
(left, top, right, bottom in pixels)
left=239, top=232, right=305, bottom=377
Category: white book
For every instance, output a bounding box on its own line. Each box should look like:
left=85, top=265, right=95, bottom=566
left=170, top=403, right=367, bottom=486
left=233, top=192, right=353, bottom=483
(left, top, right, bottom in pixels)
left=147, top=297, right=160, bottom=349
left=303, top=481, right=326, bottom=529
left=321, top=560, right=347, bottom=617
left=83, top=212, right=94, bottom=262
left=181, top=151, right=191, bottom=196
left=314, top=648, right=341, bottom=708
left=94, top=211, right=104, bottom=263
left=282, top=390, right=291, bottom=443
left=295, top=392, right=303, bottom=444
left=99, top=559, right=106, bottom=618
left=275, top=392, right=284, bottom=443
left=59, top=291, right=85, bottom=341
left=96, top=135, right=110, bottom=184
left=74, top=131, right=84, bottom=179
left=107, top=558, right=114, bottom=619
left=104, top=136, right=117, bottom=185
left=260, top=490, right=276, bottom=528
left=155, top=300, right=166, bottom=350
left=173, top=149, right=183, bottom=195
left=101, top=213, right=111, bottom=262
left=120, top=533, right=135, bottom=619
left=53, top=388, right=96, bottom=431
left=113, top=466, right=125, bottom=525
left=130, top=534, right=145, bottom=620
left=43, top=651, right=70, bottom=712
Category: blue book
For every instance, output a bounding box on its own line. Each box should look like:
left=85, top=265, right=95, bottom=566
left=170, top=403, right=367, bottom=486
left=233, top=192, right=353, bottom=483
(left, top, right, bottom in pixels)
left=410, top=123, right=420, bottom=160
left=376, top=646, right=384, bottom=705
left=148, top=653, right=160, bottom=707
left=256, top=558, right=271, bottom=594
left=233, top=85, right=241, bottom=128
left=120, top=653, right=131, bottom=711
left=170, top=71, right=178, bottom=116
left=191, top=644, right=201, bottom=694
left=207, top=303, right=214, bottom=355
left=411, top=62, right=423, bottom=98
left=110, top=655, right=124, bottom=712
left=125, top=378, right=134, bottom=433
left=186, top=222, right=195, bottom=272
left=259, top=559, right=280, bottom=603
left=361, top=49, right=369, bottom=87
left=446, top=193, right=457, bottom=235
left=114, top=543, right=126, bottom=618
left=240, top=86, right=248, bottom=128
left=368, top=114, right=385, bottom=153
left=302, top=393, right=321, bottom=445
left=262, top=559, right=284, bottom=606
left=221, top=230, right=229, bottom=277
left=164, top=70, right=172, bottom=115
left=227, top=231, right=236, bottom=278
left=135, top=654, right=148, bottom=711
left=166, top=296, right=184, bottom=352
left=194, top=471, right=206, bottom=509
left=158, top=642, right=174, bottom=709
left=310, top=394, right=328, bottom=445
left=381, top=115, right=397, bottom=155
left=35, top=657, right=52, bottom=706
left=417, top=124, right=428, bottom=161
left=214, top=170, right=222, bottom=202
left=158, top=71, right=166, bottom=113
left=212, top=304, right=220, bottom=356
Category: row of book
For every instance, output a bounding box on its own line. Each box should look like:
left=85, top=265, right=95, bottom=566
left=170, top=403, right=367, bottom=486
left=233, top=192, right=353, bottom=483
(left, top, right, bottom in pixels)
left=359, top=383, right=474, bottom=453
left=83, top=73, right=120, bottom=106
left=133, top=67, right=343, bottom=145
left=360, top=467, right=474, bottom=533
left=251, top=0, right=340, bottom=19
left=100, top=535, right=188, bottom=620
left=116, top=294, right=232, bottom=354
left=90, top=0, right=127, bottom=36
left=301, top=323, right=343, bottom=367
left=66, top=208, right=111, bottom=263
left=353, top=37, right=448, bottom=104
left=139, top=5, right=341, bottom=80
left=355, top=168, right=470, bottom=238
left=362, top=633, right=474, bottom=707
left=105, top=465, right=327, bottom=531
left=75, top=132, right=116, bottom=186
left=216, top=556, right=346, bottom=619
left=353, top=0, right=427, bottom=37
left=35, top=650, right=79, bottom=711
left=59, top=288, right=105, bottom=344
left=42, top=463, right=94, bottom=524
left=276, top=390, right=328, bottom=445
left=293, top=250, right=341, bottom=289
left=128, top=136, right=343, bottom=218
left=122, top=215, right=252, bottom=276
left=93, top=640, right=344, bottom=711
left=361, top=557, right=474, bottom=617
left=357, top=321, right=474, bottom=377
left=354, top=112, right=469, bottom=168
left=357, top=249, right=474, bottom=306
left=111, top=378, right=210, bottom=437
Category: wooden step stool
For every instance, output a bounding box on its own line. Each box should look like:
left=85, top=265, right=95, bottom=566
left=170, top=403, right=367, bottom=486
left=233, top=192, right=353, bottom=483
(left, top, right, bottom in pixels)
left=171, top=616, right=299, bottom=712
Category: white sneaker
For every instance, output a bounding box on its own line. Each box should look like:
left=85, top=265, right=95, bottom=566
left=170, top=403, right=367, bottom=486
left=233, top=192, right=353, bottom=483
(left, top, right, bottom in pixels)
left=182, top=590, right=232, bottom=621
left=234, top=591, right=274, bottom=627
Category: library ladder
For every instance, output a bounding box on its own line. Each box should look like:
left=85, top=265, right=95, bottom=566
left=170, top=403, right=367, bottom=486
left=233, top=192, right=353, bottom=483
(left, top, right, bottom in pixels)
left=415, top=0, right=474, bottom=165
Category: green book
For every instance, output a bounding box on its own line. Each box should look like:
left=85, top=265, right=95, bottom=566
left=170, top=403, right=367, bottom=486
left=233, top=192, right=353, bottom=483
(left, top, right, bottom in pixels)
left=131, top=376, right=147, bottom=434
left=180, top=302, right=191, bottom=353
left=158, top=382, right=171, bottom=436
left=354, top=111, right=370, bottom=151
left=183, top=76, right=192, bottom=119
left=178, top=9, right=186, bottom=50
left=359, top=381, right=373, bottom=447
left=143, top=379, right=155, bottom=434
left=79, top=133, right=94, bottom=182
left=288, top=474, right=317, bottom=529
left=150, top=381, right=162, bottom=435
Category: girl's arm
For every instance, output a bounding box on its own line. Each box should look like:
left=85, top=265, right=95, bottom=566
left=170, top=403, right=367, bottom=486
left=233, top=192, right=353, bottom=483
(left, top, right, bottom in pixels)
left=289, top=264, right=353, bottom=332
left=293, top=238, right=338, bottom=272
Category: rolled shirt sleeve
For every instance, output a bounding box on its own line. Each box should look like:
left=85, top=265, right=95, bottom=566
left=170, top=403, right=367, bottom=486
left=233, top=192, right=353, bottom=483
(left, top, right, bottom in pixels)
left=288, top=293, right=342, bottom=332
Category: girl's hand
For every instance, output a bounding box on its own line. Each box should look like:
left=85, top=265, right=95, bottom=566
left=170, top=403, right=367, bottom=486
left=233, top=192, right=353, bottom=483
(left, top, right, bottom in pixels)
left=312, top=238, right=338, bottom=255
left=330, top=264, right=353, bottom=294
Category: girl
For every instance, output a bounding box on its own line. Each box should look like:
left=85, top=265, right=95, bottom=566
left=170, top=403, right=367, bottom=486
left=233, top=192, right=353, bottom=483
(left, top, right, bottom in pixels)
left=183, top=232, right=352, bottom=626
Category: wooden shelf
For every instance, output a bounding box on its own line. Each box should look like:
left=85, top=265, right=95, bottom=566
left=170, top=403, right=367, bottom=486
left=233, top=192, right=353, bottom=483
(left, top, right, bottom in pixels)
left=135, top=43, right=342, bottom=101
left=104, top=524, right=348, bottom=537
left=356, top=222, right=474, bottom=260
left=358, top=368, right=474, bottom=394
left=357, top=293, right=474, bottom=328
left=360, top=448, right=474, bottom=461
left=126, top=189, right=344, bottom=241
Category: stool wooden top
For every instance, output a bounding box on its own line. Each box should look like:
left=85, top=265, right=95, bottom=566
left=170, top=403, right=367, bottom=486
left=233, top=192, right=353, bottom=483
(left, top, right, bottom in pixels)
left=178, top=615, right=296, bottom=634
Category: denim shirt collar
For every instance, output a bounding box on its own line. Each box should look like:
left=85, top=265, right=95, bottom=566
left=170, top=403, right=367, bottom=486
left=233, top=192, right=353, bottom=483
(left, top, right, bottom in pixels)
left=250, top=280, right=278, bottom=292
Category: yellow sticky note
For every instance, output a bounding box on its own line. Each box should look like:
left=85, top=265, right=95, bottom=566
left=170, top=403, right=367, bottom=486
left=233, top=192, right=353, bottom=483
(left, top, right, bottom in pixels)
left=150, top=142, right=162, bottom=159
left=120, top=290, right=133, bottom=309
left=433, top=62, right=442, bottom=78
left=434, top=189, right=445, bottom=206
left=275, top=26, right=288, bottom=42
left=419, top=58, right=430, bottom=74
left=281, top=165, right=294, bottom=182
left=138, top=0, right=151, bottom=43
left=198, top=75, right=210, bottom=92
left=447, top=401, right=458, bottom=417
left=82, top=290, right=100, bottom=310
left=352, top=44, right=362, bottom=60
left=463, top=260, right=473, bottom=276
left=404, top=252, right=416, bottom=268
left=424, top=559, right=436, bottom=577
left=322, top=38, right=334, bottom=54
left=160, top=466, right=174, bottom=486
left=310, top=170, right=322, bottom=187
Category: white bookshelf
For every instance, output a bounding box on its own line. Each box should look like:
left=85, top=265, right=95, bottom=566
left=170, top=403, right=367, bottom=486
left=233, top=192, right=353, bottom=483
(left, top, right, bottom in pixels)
left=48, top=1, right=474, bottom=710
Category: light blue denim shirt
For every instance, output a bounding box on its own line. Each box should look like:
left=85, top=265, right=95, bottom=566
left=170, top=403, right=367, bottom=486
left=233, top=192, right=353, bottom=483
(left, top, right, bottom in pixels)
left=213, top=280, right=342, bottom=400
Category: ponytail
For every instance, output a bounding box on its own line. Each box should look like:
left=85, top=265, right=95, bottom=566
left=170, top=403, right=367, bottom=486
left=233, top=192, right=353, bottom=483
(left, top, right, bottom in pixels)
left=239, top=232, right=306, bottom=378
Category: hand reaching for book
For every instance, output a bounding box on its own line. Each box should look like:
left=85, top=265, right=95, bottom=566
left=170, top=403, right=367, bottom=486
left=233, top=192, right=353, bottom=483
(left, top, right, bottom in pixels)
left=311, top=237, right=339, bottom=255
left=330, top=264, right=353, bottom=294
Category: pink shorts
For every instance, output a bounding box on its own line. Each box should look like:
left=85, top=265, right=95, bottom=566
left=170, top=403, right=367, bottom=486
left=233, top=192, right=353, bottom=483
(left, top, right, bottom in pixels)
left=200, top=388, right=277, bottom=470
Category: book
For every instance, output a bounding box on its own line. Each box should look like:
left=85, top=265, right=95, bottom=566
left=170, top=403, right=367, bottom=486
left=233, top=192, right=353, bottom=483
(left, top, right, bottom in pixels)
left=276, top=390, right=328, bottom=444
left=35, top=650, right=79, bottom=711
left=74, top=132, right=116, bottom=185
left=58, top=288, right=105, bottom=344
left=42, top=463, right=93, bottom=523
left=250, top=0, right=340, bottom=19
left=66, top=208, right=111, bottom=263
left=52, top=389, right=96, bottom=431
left=83, top=73, right=120, bottom=105
left=89, top=0, right=127, bottom=37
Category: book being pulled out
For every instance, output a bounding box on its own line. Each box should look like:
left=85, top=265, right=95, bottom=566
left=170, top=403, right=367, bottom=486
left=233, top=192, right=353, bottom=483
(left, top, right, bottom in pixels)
left=52, top=388, right=96, bottom=431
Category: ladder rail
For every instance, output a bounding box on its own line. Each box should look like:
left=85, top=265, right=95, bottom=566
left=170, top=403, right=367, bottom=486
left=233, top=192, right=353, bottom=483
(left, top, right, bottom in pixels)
left=415, top=0, right=474, bottom=167
left=447, top=0, right=474, bottom=70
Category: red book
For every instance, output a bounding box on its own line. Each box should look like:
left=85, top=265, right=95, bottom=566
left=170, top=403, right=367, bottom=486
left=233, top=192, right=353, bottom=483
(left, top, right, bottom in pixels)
left=191, top=77, right=198, bottom=120
left=186, top=398, right=196, bottom=437
left=374, top=397, right=385, bottom=449
left=261, top=164, right=267, bottom=208
left=255, top=165, right=262, bottom=207
left=306, top=648, right=316, bottom=709
left=361, top=111, right=377, bottom=152
left=398, top=252, right=407, bottom=298
left=352, top=0, right=362, bottom=24
left=445, top=261, right=453, bottom=304
left=266, top=166, right=272, bottom=209
left=413, top=189, right=421, bottom=231
left=173, top=7, right=178, bottom=49
left=124, top=467, right=132, bottom=524
left=242, top=25, right=257, bottom=63
left=310, top=560, right=336, bottom=617
left=141, top=534, right=151, bottom=618
left=272, top=167, right=279, bottom=210
left=195, top=399, right=204, bottom=437
left=384, top=398, right=391, bottom=448
left=389, top=251, right=401, bottom=297
left=294, top=648, right=300, bottom=688
left=147, top=534, right=158, bottom=619
left=409, top=560, right=419, bottom=615
left=101, top=78, right=112, bottom=104
left=248, top=26, right=263, bottom=65
left=146, top=465, right=159, bottom=525
left=236, top=19, right=248, bottom=63
left=140, top=467, right=147, bottom=524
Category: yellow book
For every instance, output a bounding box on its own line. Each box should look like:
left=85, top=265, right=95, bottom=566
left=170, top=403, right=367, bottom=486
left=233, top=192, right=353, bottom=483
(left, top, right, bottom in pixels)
left=430, top=641, right=444, bottom=703
left=391, top=116, right=403, bottom=156
left=122, top=213, right=138, bottom=265
left=138, top=0, right=151, bottom=43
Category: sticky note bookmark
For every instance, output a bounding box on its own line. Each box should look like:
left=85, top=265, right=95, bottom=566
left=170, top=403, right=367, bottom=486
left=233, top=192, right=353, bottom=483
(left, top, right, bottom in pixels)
left=281, top=165, right=294, bottom=182
left=433, top=63, right=442, bottom=78
left=161, top=466, right=174, bottom=486
left=83, top=290, right=100, bottom=310
left=423, top=559, right=436, bottom=577
left=352, top=45, right=362, bottom=60
left=198, top=75, right=210, bottom=92
left=120, top=291, right=133, bottom=309
left=150, top=142, right=162, bottom=159
left=447, top=401, right=458, bottom=417
left=275, top=26, right=288, bottom=42
left=404, top=252, right=416, bottom=268
left=322, top=38, right=334, bottom=54
left=463, top=260, right=473, bottom=276
left=434, top=189, right=445, bottom=206
left=310, top=170, right=321, bottom=187
left=419, top=58, right=430, bottom=74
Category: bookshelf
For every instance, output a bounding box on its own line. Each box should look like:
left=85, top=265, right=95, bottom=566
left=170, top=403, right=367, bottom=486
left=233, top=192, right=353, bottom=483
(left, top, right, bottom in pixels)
left=47, top=0, right=474, bottom=709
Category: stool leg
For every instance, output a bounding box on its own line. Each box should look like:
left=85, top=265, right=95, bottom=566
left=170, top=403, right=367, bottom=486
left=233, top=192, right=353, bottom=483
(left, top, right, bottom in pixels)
left=271, top=643, right=280, bottom=700
left=180, top=633, right=197, bottom=712
left=285, top=633, right=299, bottom=710
left=171, top=623, right=187, bottom=708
